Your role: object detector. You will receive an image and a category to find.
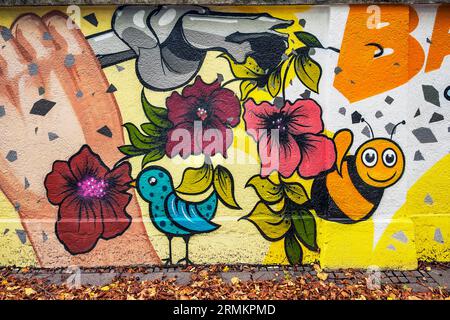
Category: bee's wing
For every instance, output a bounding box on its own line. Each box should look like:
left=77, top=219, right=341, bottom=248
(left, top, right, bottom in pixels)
left=333, top=129, right=354, bottom=176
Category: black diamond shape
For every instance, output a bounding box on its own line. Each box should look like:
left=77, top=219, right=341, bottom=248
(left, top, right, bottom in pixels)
left=422, top=85, right=440, bottom=107
left=30, top=99, right=56, bottom=116
left=83, top=13, right=98, bottom=27
left=430, top=112, right=444, bottom=123
left=300, top=90, right=310, bottom=99
left=48, top=132, right=59, bottom=141
left=385, top=96, right=394, bottom=105
left=97, top=125, right=112, bottom=138
left=351, top=111, right=362, bottom=124
left=106, top=84, right=117, bottom=93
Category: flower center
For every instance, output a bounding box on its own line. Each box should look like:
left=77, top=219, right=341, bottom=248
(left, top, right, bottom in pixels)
left=196, top=107, right=208, bottom=121
left=270, top=116, right=288, bottom=133
left=78, top=177, right=108, bottom=199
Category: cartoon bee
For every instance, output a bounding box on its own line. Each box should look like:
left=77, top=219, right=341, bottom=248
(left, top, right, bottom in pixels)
left=309, top=120, right=406, bottom=223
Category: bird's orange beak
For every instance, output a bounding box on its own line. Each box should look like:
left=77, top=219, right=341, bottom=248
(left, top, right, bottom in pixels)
left=129, top=180, right=136, bottom=188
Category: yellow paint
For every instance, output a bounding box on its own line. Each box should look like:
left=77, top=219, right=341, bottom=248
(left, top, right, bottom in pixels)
left=375, top=154, right=450, bottom=263
left=0, top=192, right=37, bottom=266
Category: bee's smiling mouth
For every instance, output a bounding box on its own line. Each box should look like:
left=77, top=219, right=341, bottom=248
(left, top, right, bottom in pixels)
left=367, top=172, right=396, bottom=183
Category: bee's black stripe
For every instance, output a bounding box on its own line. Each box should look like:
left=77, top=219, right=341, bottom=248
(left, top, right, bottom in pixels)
left=310, top=156, right=384, bottom=223
left=346, top=156, right=384, bottom=204
left=310, top=174, right=359, bottom=224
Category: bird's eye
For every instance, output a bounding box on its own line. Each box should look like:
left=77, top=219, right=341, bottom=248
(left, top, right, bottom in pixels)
left=382, top=148, right=397, bottom=167
left=362, top=148, right=377, bottom=167
left=148, top=177, right=157, bottom=186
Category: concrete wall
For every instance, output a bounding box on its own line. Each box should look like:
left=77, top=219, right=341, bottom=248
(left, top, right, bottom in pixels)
left=0, top=3, right=448, bottom=269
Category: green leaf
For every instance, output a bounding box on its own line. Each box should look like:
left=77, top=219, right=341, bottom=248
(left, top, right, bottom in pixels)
left=241, top=201, right=291, bottom=241
left=118, top=145, right=148, bottom=157
left=141, top=123, right=166, bottom=137
left=284, top=233, right=303, bottom=265
left=176, top=163, right=214, bottom=195
left=294, top=31, right=324, bottom=48
left=267, top=68, right=282, bottom=97
left=246, top=175, right=283, bottom=204
left=240, top=80, right=257, bottom=100
left=123, top=123, right=159, bottom=150
left=213, top=165, right=241, bottom=209
left=294, top=53, right=322, bottom=94
left=291, top=209, right=318, bottom=251
left=141, top=91, right=172, bottom=129
left=220, top=54, right=266, bottom=79
left=284, top=182, right=309, bottom=205
left=141, top=148, right=165, bottom=168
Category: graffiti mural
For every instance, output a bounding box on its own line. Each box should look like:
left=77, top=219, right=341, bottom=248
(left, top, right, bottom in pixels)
left=0, top=4, right=448, bottom=268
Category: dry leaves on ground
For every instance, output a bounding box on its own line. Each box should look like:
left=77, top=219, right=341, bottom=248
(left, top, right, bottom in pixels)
left=0, top=266, right=448, bottom=300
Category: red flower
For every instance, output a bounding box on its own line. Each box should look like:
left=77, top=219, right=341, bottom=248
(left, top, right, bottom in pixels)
left=244, top=99, right=336, bottom=178
left=44, top=145, right=132, bottom=255
left=165, top=76, right=241, bottom=158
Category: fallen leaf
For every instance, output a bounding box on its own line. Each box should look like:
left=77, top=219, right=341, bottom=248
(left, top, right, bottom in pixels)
left=317, top=272, right=328, bottom=281
left=313, top=264, right=322, bottom=272
left=148, top=287, right=157, bottom=297
left=24, top=288, right=36, bottom=296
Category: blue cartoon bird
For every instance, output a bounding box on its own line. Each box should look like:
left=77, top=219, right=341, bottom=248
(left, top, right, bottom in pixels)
left=133, top=166, right=219, bottom=265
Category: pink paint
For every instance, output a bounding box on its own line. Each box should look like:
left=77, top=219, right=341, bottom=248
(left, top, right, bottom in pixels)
left=77, top=177, right=108, bottom=199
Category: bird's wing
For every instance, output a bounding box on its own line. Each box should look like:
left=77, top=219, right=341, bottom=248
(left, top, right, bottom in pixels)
left=165, top=192, right=219, bottom=233
left=194, top=191, right=218, bottom=221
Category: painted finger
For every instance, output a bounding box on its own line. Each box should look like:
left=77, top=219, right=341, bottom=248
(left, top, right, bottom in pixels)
left=10, top=13, right=58, bottom=99
left=42, top=11, right=125, bottom=167
left=0, top=25, right=30, bottom=105
left=11, top=13, right=56, bottom=61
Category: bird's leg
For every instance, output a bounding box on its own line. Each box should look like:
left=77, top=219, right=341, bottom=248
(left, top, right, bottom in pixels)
left=177, top=236, right=193, bottom=267
left=162, top=235, right=173, bottom=267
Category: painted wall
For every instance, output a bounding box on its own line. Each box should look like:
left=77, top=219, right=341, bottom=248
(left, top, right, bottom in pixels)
left=0, top=4, right=448, bottom=269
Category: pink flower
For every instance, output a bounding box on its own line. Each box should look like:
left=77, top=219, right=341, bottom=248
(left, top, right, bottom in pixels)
left=243, top=99, right=336, bottom=178
left=165, top=76, right=241, bottom=158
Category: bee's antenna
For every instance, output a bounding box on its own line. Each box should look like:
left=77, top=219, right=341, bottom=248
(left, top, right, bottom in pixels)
left=390, top=120, right=406, bottom=139
left=361, top=118, right=374, bottom=139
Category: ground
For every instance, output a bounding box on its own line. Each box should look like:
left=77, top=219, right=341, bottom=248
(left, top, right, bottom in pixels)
left=0, top=262, right=449, bottom=300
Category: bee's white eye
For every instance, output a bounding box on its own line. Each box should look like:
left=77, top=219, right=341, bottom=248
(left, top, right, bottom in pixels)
left=362, top=148, right=377, bottom=167
left=382, top=148, right=397, bottom=167
left=148, top=177, right=157, bottom=186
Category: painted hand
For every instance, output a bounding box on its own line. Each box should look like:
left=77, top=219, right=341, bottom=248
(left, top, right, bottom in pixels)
left=0, top=11, right=160, bottom=267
